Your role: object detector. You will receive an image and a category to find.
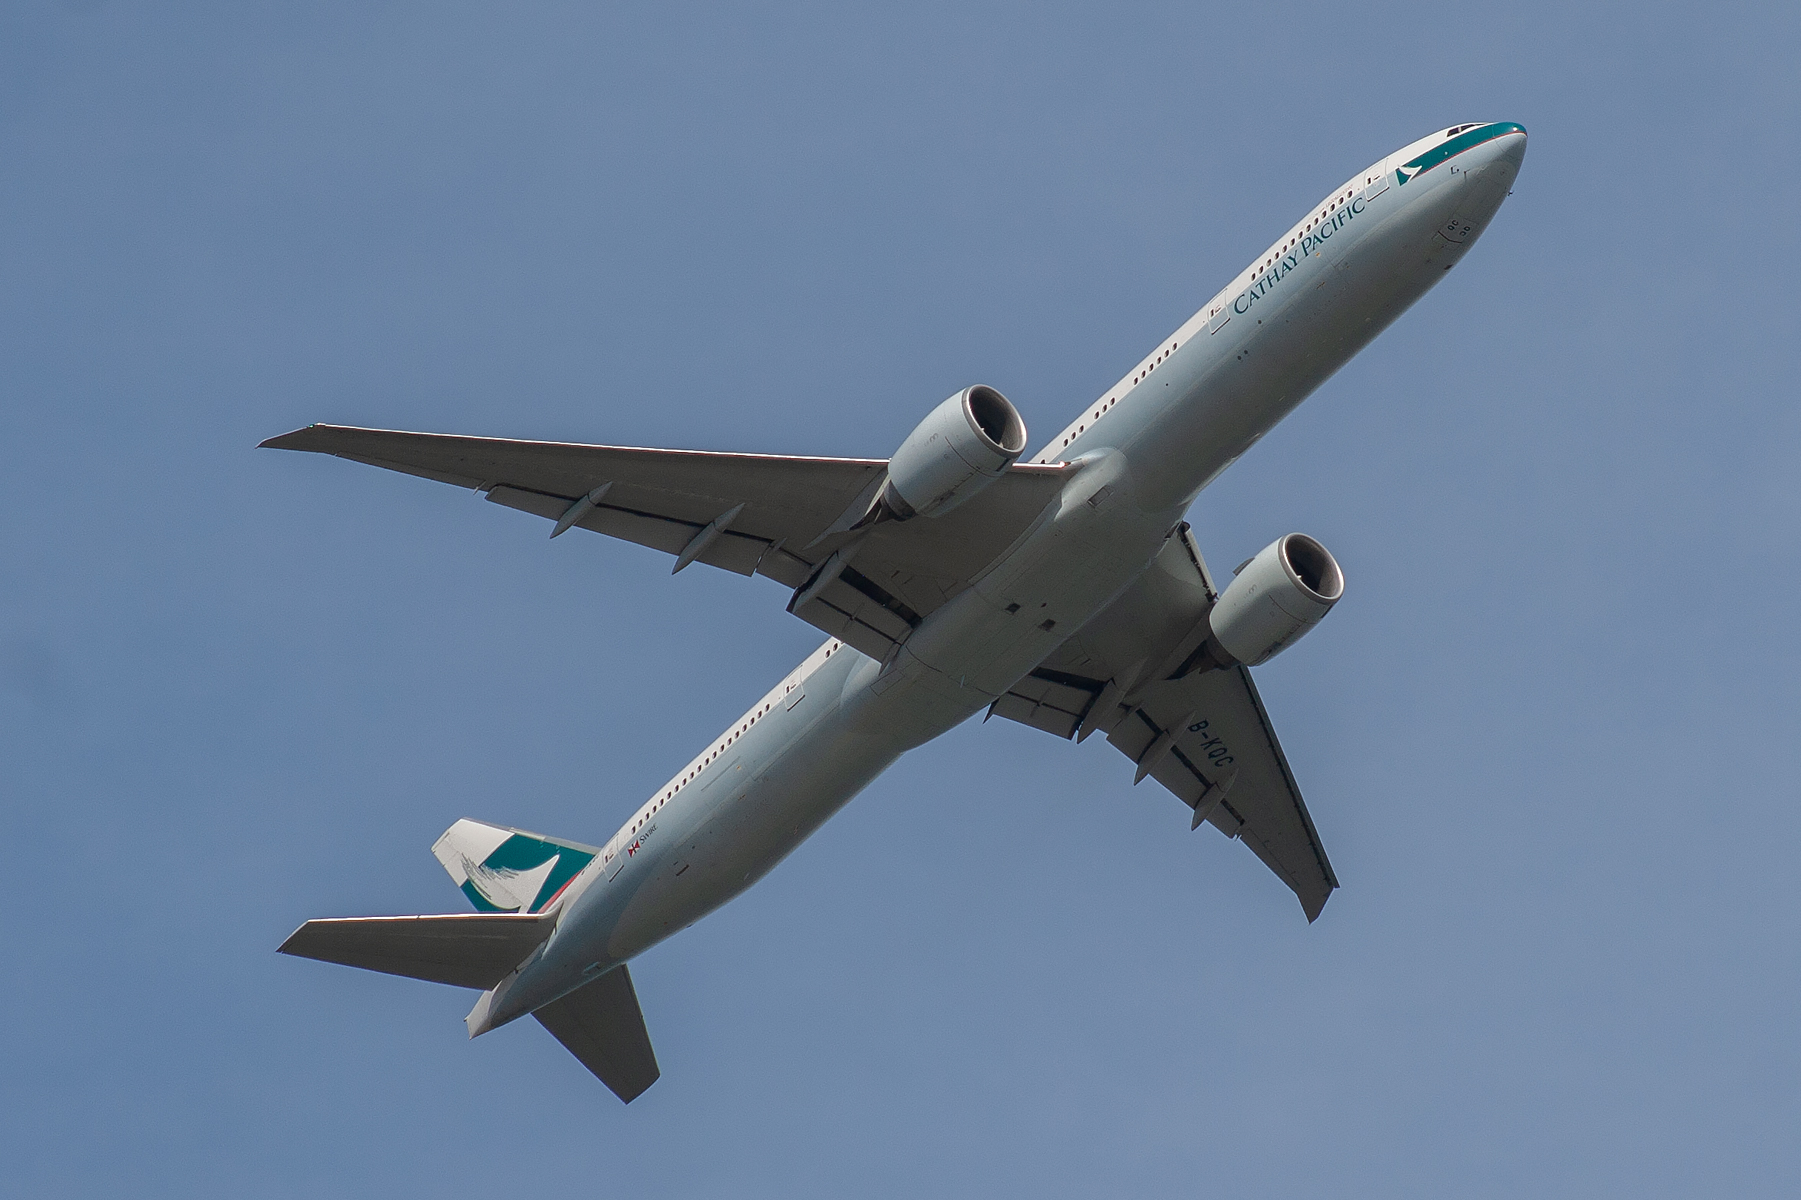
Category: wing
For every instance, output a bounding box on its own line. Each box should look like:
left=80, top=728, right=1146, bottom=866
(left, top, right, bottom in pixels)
left=262, top=424, right=1071, bottom=662
left=988, top=525, right=1339, bottom=920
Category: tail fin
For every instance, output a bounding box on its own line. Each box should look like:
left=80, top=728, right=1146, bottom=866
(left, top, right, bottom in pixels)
left=432, top=819, right=599, bottom=914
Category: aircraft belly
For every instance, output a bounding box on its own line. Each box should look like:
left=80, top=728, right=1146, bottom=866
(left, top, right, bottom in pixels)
left=600, top=481, right=1179, bottom=962
left=893, top=463, right=1176, bottom=702
left=603, top=696, right=904, bottom=959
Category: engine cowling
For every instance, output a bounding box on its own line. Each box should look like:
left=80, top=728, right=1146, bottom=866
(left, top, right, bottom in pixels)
left=880, top=385, right=1027, bottom=519
left=1205, top=533, right=1344, bottom=666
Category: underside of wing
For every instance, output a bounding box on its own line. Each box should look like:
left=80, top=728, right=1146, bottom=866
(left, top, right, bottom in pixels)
left=987, top=525, right=1339, bottom=920
left=263, top=424, right=1071, bottom=662
left=260, top=424, right=885, bottom=583
left=1106, top=666, right=1338, bottom=920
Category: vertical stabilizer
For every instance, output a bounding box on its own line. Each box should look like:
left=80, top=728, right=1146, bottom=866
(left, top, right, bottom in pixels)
left=432, top=818, right=599, bottom=914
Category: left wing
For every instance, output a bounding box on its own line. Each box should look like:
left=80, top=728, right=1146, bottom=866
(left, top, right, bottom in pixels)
left=262, top=424, right=1072, bottom=662
left=989, top=525, right=1339, bottom=920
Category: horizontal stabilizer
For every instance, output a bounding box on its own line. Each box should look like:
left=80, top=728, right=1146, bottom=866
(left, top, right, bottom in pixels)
left=278, top=913, right=552, bottom=989
left=534, top=964, right=661, bottom=1103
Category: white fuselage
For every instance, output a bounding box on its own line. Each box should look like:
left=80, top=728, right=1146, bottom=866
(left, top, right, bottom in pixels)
left=479, top=124, right=1527, bottom=1030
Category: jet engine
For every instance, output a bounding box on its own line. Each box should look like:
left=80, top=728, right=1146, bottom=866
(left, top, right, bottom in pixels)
left=1185, top=533, right=1344, bottom=670
left=879, top=385, right=1028, bottom=519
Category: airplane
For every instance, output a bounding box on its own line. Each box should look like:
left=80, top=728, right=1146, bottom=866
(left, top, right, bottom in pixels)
left=271, top=122, right=1527, bottom=1102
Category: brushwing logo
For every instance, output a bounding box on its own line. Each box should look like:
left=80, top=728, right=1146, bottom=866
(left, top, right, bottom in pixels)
left=461, top=851, right=560, bottom=913
left=431, top=819, right=599, bottom=913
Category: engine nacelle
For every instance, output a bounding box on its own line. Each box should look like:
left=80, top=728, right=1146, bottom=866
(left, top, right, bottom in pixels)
left=1205, top=533, right=1344, bottom=666
left=880, top=385, right=1027, bottom=519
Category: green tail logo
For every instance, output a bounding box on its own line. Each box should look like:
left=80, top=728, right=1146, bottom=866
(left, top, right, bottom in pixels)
left=431, top=818, right=599, bottom=913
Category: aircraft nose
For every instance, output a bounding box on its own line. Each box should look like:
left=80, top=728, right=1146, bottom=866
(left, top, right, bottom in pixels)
left=1421, top=124, right=1526, bottom=249
left=1449, top=125, right=1527, bottom=220
left=1469, top=123, right=1528, bottom=177
left=1489, top=124, right=1527, bottom=171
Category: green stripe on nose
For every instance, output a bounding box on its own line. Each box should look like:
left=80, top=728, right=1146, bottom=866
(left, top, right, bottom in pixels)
left=1396, top=122, right=1527, bottom=186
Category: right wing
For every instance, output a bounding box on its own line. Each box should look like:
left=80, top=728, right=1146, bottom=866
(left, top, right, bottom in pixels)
left=262, top=424, right=1072, bottom=662
left=988, top=526, right=1339, bottom=920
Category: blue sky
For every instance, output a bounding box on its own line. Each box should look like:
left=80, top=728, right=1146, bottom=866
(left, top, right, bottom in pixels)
left=2, top=2, right=1798, bottom=1196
